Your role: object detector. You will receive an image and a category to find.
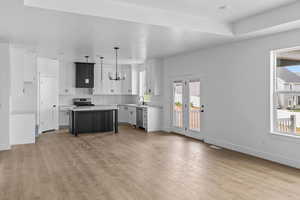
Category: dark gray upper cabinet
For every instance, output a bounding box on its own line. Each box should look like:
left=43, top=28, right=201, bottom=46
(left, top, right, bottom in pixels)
left=75, top=62, right=95, bottom=88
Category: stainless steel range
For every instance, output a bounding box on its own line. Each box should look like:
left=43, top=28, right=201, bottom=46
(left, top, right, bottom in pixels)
left=73, top=98, right=95, bottom=107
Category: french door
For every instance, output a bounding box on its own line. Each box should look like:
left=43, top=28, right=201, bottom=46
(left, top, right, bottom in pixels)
left=171, top=78, right=203, bottom=139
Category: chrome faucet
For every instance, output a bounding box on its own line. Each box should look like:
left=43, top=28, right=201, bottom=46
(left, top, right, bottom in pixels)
left=139, top=96, right=145, bottom=105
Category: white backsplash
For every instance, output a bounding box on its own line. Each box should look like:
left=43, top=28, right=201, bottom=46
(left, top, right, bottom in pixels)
left=59, top=88, right=137, bottom=105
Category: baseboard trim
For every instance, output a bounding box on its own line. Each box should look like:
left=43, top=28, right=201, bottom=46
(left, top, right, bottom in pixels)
left=205, top=138, right=300, bottom=169
left=0, top=144, right=11, bottom=151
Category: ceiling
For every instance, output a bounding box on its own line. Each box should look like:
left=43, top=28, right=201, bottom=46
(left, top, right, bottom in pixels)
left=1, top=0, right=300, bottom=63
left=112, top=0, right=296, bottom=22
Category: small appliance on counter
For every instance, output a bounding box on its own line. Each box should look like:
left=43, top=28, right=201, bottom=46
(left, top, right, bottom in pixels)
left=73, top=98, right=95, bottom=107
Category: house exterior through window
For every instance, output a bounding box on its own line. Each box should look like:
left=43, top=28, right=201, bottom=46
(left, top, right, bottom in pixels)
left=272, top=49, right=300, bottom=136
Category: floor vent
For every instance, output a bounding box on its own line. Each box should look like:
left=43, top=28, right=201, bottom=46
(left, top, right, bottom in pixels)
left=209, top=145, right=222, bottom=150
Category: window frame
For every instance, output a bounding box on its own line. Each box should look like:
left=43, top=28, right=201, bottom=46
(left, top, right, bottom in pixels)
left=270, top=48, right=300, bottom=138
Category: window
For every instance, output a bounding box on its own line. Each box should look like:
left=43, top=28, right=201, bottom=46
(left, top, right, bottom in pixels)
left=271, top=49, right=300, bottom=136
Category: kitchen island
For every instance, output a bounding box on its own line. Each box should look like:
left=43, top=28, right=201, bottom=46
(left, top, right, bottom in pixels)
left=69, top=105, right=118, bottom=136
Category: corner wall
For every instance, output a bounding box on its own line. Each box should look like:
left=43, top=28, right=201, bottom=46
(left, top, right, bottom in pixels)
left=0, top=43, right=10, bottom=150
left=163, top=29, right=300, bottom=168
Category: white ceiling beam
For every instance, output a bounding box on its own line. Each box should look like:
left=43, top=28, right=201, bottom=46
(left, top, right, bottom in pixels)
left=233, top=2, right=300, bottom=36
left=24, top=0, right=233, bottom=36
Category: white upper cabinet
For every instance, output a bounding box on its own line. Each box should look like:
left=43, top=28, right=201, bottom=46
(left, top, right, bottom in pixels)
left=59, top=59, right=75, bottom=96
left=144, top=59, right=163, bottom=96
left=10, top=47, right=25, bottom=97
left=131, top=64, right=138, bottom=95
left=121, top=66, right=132, bottom=95
left=93, top=63, right=103, bottom=95
left=93, top=64, right=138, bottom=95
left=10, top=47, right=37, bottom=97
left=23, top=51, right=36, bottom=83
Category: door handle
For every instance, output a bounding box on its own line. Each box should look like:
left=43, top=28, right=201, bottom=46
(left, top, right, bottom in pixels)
left=53, top=105, right=57, bottom=108
left=201, top=105, right=204, bottom=112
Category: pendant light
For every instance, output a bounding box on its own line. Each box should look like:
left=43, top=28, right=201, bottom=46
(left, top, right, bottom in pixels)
left=109, top=47, right=125, bottom=81
left=99, top=56, right=104, bottom=81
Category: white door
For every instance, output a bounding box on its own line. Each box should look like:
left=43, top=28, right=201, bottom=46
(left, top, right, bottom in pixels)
left=40, top=76, right=58, bottom=132
left=171, top=79, right=203, bottom=139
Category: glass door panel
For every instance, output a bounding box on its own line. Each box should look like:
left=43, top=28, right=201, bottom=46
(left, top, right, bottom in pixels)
left=173, top=81, right=184, bottom=128
left=188, top=80, right=201, bottom=132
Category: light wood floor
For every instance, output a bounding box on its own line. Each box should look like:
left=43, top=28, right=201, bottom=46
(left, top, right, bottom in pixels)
left=1, top=125, right=300, bottom=200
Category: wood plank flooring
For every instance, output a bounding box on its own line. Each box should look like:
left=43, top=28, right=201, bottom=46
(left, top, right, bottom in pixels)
left=0, top=125, right=300, bottom=200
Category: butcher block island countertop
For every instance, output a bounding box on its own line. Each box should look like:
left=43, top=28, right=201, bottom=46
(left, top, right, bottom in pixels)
left=69, top=105, right=118, bottom=136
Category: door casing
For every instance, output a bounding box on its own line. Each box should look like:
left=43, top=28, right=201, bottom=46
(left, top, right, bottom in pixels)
left=170, top=75, right=204, bottom=140
left=39, top=75, right=59, bottom=133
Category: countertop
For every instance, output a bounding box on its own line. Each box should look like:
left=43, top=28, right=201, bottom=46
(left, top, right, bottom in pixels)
left=59, top=104, right=163, bottom=111
left=70, top=105, right=118, bottom=112
left=121, top=104, right=163, bottom=109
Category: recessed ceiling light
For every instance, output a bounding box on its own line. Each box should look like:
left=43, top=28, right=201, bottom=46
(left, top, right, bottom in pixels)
left=218, top=5, right=228, bottom=10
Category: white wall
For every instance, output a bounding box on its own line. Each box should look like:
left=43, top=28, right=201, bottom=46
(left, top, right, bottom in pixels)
left=0, top=43, right=11, bottom=150
left=163, top=29, right=300, bottom=169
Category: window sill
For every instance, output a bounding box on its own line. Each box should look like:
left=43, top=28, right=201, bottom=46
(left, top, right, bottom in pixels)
left=270, top=131, right=300, bottom=139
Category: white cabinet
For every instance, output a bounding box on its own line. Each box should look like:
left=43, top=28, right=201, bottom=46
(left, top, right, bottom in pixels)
left=118, top=105, right=129, bottom=123
left=10, top=47, right=25, bottom=97
left=128, top=106, right=136, bottom=125
left=121, top=67, right=132, bottom=95
left=93, top=63, right=103, bottom=94
left=10, top=47, right=37, bottom=97
left=144, top=59, right=163, bottom=96
left=131, top=65, right=138, bottom=95
left=93, top=65, right=137, bottom=95
left=103, top=68, right=115, bottom=94
left=59, top=110, right=70, bottom=127
left=59, top=106, right=74, bottom=127
left=121, top=65, right=138, bottom=95
left=59, top=61, right=75, bottom=95
left=10, top=113, right=35, bottom=145
left=142, top=106, right=162, bottom=132
left=24, top=51, right=36, bottom=82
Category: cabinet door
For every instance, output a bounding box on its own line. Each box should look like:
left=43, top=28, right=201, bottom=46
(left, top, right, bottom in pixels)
left=121, top=68, right=132, bottom=95
left=131, top=65, right=138, bottom=95
left=118, top=106, right=125, bottom=123
left=76, top=63, right=94, bottom=88
left=10, top=47, right=24, bottom=97
left=23, top=51, right=36, bottom=82
left=59, top=60, right=75, bottom=95
left=112, top=79, right=121, bottom=94
left=103, top=69, right=113, bottom=94
left=128, top=107, right=136, bottom=125
left=75, top=111, right=94, bottom=133
left=93, top=64, right=104, bottom=94
left=119, top=106, right=129, bottom=123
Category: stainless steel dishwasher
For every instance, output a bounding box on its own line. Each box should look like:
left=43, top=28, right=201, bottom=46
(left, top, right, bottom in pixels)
left=136, top=107, right=143, bottom=128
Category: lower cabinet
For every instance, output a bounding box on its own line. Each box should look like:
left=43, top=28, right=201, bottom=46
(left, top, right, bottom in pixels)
left=143, top=107, right=162, bottom=132
left=118, top=105, right=162, bottom=131
left=10, top=113, right=36, bottom=145
left=59, top=111, right=69, bottom=127
left=128, top=107, right=136, bottom=125
left=118, top=106, right=129, bottom=123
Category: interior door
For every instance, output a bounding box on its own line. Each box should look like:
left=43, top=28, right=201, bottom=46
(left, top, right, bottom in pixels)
left=171, top=78, right=203, bottom=139
left=40, top=76, right=58, bottom=132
